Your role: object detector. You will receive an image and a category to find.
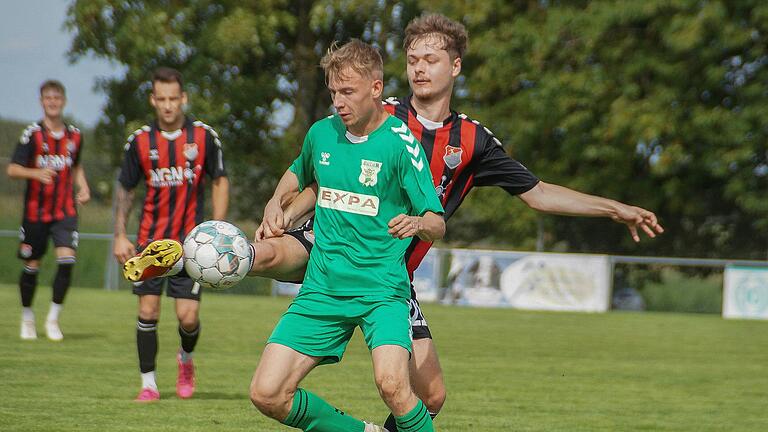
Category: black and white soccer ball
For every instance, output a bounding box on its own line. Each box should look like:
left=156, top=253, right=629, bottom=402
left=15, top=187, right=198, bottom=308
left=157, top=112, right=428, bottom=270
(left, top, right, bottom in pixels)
left=183, top=220, right=252, bottom=289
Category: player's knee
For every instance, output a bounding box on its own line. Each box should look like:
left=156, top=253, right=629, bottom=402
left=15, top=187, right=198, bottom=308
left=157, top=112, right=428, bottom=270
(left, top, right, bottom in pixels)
left=138, top=306, right=159, bottom=321
left=375, top=373, right=409, bottom=406
left=249, top=380, right=291, bottom=419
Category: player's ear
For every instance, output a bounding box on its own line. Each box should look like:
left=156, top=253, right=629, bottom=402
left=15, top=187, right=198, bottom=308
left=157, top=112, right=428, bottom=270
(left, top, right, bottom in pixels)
left=371, top=79, right=383, bottom=99
left=181, top=91, right=189, bottom=106
left=149, top=92, right=157, bottom=108
left=452, top=56, right=462, bottom=78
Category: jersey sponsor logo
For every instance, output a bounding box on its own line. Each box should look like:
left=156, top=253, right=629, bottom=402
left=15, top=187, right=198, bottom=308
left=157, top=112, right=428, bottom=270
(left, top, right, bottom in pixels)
left=359, top=159, right=382, bottom=187
left=320, top=152, right=331, bottom=166
left=148, top=165, right=199, bottom=187
left=391, top=123, right=424, bottom=172
left=35, top=154, right=73, bottom=171
left=318, top=186, right=379, bottom=217
left=443, top=145, right=463, bottom=169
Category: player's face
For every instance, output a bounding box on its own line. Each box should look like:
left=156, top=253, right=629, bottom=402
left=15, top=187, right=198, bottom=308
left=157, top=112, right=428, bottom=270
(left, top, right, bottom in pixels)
left=40, top=88, right=66, bottom=120
left=150, top=81, right=187, bottom=129
left=406, top=35, right=461, bottom=102
left=327, top=67, right=383, bottom=133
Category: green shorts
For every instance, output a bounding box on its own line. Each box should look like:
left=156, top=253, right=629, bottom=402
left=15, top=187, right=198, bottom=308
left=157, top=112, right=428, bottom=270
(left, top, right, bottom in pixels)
left=267, top=290, right=412, bottom=365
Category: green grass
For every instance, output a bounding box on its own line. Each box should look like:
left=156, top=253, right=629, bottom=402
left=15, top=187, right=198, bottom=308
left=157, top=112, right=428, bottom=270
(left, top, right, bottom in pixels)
left=1, top=285, right=767, bottom=431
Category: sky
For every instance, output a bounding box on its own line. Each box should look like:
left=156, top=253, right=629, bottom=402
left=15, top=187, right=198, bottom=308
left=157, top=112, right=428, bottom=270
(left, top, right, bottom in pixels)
left=0, top=0, right=123, bottom=127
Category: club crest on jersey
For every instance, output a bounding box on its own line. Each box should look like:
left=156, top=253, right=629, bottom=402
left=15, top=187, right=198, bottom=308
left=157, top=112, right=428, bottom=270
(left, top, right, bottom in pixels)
left=320, top=152, right=331, bottom=166
left=443, top=145, right=463, bottom=169
left=359, top=159, right=382, bottom=187
left=66, top=140, right=76, bottom=153
left=183, top=142, right=198, bottom=161
left=19, top=243, right=32, bottom=259
left=149, top=149, right=160, bottom=160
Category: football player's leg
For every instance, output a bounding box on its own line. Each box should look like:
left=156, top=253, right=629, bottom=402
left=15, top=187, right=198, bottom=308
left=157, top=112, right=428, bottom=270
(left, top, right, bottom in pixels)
left=134, top=281, right=163, bottom=401
left=248, top=234, right=310, bottom=282
left=18, top=220, right=47, bottom=340
left=366, top=299, right=434, bottom=432
left=253, top=293, right=372, bottom=431
left=170, top=277, right=201, bottom=399
left=383, top=301, right=445, bottom=431
left=19, top=259, right=40, bottom=340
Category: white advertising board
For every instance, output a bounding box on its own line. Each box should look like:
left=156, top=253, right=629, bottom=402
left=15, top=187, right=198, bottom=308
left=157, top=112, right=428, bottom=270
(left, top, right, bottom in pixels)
left=448, top=250, right=611, bottom=312
left=723, top=266, right=768, bottom=320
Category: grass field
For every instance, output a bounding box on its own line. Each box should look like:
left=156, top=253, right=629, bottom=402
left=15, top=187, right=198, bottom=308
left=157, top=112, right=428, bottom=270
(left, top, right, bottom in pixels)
left=1, top=285, right=766, bottom=431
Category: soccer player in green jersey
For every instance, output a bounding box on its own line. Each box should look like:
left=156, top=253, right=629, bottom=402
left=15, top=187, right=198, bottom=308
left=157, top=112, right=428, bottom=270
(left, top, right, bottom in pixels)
left=248, top=40, right=445, bottom=432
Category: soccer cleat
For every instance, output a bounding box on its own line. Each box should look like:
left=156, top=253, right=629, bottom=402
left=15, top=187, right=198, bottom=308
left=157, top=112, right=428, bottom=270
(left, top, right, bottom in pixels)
left=123, top=239, right=183, bottom=282
left=363, top=422, right=390, bottom=432
left=45, top=320, right=63, bottom=341
left=20, top=319, right=37, bottom=340
left=176, top=350, right=196, bottom=399
left=135, top=387, right=160, bottom=402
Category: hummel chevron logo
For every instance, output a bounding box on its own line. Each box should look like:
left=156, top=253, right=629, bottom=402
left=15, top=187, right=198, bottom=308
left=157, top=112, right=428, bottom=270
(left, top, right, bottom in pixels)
left=392, top=123, right=424, bottom=172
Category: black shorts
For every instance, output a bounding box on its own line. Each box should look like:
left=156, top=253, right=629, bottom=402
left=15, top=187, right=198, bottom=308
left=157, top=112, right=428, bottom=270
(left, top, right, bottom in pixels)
left=283, top=217, right=315, bottom=255
left=132, top=275, right=201, bottom=300
left=284, top=217, right=433, bottom=339
left=409, top=296, right=432, bottom=340
left=18, top=216, right=79, bottom=260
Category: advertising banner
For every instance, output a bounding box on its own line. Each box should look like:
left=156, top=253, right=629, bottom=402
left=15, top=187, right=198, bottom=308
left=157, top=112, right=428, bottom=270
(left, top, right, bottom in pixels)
left=723, top=266, right=768, bottom=320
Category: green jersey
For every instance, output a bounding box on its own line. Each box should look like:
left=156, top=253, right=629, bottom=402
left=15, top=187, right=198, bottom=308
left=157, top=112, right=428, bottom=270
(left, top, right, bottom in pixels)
left=290, top=113, right=444, bottom=298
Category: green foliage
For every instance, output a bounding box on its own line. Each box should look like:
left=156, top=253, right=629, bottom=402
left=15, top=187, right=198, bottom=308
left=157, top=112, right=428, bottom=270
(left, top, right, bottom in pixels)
left=65, top=1, right=768, bottom=258
left=428, top=0, right=768, bottom=257
left=66, top=0, right=420, bottom=220
left=642, top=268, right=723, bottom=314
left=1, top=286, right=767, bottom=431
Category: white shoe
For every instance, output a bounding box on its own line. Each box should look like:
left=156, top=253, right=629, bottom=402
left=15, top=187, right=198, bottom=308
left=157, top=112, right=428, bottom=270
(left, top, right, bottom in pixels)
left=45, top=320, right=63, bottom=341
left=20, top=319, right=37, bottom=340
left=364, top=422, right=389, bottom=432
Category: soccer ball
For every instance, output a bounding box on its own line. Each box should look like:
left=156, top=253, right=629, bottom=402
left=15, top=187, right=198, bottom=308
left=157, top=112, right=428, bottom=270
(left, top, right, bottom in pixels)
left=183, top=220, right=252, bottom=289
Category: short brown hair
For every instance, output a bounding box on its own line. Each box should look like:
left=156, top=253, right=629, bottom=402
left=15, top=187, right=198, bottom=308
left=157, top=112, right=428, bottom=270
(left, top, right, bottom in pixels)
left=320, top=39, right=383, bottom=83
left=40, top=80, right=66, bottom=97
left=152, top=67, right=184, bottom=90
left=404, top=13, right=468, bottom=60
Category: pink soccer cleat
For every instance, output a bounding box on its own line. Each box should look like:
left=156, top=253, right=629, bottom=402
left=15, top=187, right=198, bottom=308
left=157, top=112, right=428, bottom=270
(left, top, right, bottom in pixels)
left=135, top=387, right=160, bottom=402
left=176, top=350, right=196, bottom=399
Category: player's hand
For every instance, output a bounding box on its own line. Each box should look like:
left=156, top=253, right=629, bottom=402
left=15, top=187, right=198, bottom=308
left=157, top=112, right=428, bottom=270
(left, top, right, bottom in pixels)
left=612, top=204, right=664, bottom=242
left=261, top=198, right=286, bottom=239
left=113, top=235, right=136, bottom=264
left=76, top=186, right=91, bottom=205
left=34, top=168, right=57, bottom=184
left=388, top=214, right=423, bottom=239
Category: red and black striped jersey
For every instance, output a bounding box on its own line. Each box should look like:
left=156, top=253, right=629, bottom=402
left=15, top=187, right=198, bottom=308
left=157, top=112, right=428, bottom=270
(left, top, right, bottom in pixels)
left=11, top=122, right=83, bottom=223
left=118, top=117, right=227, bottom=248
left=383, top=95, right=540, bottom=276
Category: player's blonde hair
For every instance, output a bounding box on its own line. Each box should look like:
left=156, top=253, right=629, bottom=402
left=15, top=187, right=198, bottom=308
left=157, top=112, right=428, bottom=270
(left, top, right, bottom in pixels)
left=320, top=39, right=384, bottom=83
left=404, top=13, right=468, bottom=60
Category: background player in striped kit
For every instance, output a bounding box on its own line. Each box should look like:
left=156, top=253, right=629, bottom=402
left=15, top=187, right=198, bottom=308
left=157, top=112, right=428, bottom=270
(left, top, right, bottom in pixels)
left=7, top=79, right=90, bottom=341
left=112, top=67, right=230, bottom=402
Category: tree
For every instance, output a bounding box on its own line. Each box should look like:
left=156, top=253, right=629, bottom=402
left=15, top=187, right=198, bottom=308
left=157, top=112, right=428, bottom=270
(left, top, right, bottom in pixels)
left=66, top=0, right=420, bottom=218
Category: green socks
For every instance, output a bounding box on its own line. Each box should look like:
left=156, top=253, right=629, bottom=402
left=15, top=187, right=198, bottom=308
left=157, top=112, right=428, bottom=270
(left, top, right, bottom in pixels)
left=282, top=388, right=365, bottom=431
left=395, top=400, right=434, bottom=432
